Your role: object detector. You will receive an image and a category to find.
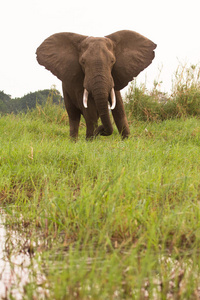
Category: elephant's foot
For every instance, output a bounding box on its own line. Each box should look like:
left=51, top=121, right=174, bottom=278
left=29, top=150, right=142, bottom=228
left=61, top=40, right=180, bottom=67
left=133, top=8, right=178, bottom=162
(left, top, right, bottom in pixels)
left=95, top=125, right=129, bottom=139
left=94, top=125, right=113, bottom=136
left=122, top=134, right=129, bottom=140
left=121, top=127, right=130, bottom=139
left=86, top=135, right=95, bottom=141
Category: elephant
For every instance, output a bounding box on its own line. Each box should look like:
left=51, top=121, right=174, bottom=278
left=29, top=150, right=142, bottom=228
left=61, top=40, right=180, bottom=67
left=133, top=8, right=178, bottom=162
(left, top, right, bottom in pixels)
left=36, top=30, right=156, bottom=139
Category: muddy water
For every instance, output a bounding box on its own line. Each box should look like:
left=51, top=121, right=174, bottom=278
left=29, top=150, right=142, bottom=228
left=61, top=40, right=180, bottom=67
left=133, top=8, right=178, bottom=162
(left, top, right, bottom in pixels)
left=0, top=209, right=47, bottom=299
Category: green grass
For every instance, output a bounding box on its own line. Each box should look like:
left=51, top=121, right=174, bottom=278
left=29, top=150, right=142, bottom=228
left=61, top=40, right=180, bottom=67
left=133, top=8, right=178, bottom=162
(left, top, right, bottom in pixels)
left=125, top=63, right=200, bottom=121
left=1, top=100, right=200, bottom=299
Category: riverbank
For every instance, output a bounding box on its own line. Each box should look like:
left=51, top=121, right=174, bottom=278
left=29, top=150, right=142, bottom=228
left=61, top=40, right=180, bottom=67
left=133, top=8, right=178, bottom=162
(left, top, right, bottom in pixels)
left=1, top=103, right=200, bottom=298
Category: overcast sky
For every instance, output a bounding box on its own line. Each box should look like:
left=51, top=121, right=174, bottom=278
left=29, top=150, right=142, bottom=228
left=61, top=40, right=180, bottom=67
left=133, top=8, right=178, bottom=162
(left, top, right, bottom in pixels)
left=1, top=0, right=200, bottom=98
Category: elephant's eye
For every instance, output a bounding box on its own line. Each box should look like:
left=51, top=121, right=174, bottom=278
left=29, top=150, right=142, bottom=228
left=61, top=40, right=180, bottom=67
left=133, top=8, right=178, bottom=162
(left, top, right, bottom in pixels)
left=81, top=58, right=86, bottom=65
left=111, top=57, right=116, bottom=65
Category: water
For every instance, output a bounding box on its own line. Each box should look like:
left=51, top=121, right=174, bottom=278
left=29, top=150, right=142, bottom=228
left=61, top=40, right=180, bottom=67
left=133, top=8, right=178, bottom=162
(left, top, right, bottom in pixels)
left=0, top=209, right=47, bottom=299
left=1, top=208, right=200, bottom=299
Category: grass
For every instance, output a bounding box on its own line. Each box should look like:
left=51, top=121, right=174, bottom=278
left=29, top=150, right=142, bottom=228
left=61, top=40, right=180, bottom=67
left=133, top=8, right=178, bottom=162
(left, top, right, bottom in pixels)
left=125, top=63, right=200, bottom=121
left=1, top=64, right=200, bottom=299
left=1, top=105, right=200, bottom=299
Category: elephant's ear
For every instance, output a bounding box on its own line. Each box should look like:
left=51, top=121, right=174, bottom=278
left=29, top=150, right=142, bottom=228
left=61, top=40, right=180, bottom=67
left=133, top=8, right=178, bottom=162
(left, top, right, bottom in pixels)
left=106, top=30, right=157, bottom=90
left=36, top=32, right=88, bottom=81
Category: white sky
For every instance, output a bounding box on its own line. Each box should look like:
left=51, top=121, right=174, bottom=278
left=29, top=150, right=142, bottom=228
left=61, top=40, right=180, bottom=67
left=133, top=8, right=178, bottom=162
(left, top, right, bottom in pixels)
left=1, top=0, right=200, bottom=98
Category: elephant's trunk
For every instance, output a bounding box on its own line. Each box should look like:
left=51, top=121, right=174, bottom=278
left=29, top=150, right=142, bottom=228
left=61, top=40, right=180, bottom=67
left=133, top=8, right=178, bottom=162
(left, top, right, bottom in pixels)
left=94, top=91, right=113, bottom=136
left=83, top=85, right=114, bottom=136
left=83, top=69, right=116, bottom=136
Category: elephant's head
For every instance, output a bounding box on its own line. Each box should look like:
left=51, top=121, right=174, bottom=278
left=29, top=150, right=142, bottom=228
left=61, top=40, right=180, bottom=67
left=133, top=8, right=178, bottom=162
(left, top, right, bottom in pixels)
left=36, top=30, right=156, bottom=136
left=80, top=36, right=117, bottom=111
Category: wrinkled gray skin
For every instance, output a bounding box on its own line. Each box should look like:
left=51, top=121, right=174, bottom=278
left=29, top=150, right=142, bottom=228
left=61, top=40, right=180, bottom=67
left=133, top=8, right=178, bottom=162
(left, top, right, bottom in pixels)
left=36, top=30, right=156, bottom=139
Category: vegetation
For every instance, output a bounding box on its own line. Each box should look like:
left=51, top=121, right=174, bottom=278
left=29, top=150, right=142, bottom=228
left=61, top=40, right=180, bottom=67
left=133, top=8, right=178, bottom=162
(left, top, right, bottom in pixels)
left=0, top=63, right=200, bottom=299
left=0, top=87, right=63, bottom=114
left=125, top=63, right=200, bottom=121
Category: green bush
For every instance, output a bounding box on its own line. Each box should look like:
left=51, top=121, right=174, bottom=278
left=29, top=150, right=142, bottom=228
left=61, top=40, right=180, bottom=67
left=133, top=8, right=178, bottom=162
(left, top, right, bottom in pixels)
left=125, top=63, right=200, bottom=121
left=172, top=63, right=200, bottom=116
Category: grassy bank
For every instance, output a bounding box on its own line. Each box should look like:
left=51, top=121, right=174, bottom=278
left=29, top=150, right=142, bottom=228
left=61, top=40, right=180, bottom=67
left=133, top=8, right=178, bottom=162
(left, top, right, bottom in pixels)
left=125, top=63, right=200, bottom=122
left=1, top=97, right=200, bottom=299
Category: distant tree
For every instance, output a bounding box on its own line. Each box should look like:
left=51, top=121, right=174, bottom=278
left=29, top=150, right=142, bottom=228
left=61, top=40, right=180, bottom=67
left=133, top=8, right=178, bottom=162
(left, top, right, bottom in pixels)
left=0, top=89, right=63, bottom=114
left=0, top=91, right=13, bottom=113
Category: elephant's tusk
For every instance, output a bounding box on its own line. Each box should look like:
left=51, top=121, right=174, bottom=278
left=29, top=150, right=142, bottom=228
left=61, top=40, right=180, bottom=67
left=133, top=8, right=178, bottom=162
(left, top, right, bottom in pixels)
left=110, top=88, right=116, bottom=110
left=83, top=89, right=89, bottom=108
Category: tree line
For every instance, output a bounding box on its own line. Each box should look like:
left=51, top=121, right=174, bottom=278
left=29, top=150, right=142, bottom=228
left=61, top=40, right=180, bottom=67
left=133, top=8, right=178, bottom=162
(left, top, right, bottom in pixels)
left=0, top=89, right=64, bottom=114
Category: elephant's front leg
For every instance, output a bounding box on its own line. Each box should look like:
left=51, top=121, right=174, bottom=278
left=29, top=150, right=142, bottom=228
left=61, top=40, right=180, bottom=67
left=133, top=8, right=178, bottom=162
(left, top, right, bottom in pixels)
left=85, top=119, right=98, bottom=139
left=68, top=114, right=81, bottom=139
left=83, top=105, right=99, bottom=140
left=112, top=91, right=130, bottom=139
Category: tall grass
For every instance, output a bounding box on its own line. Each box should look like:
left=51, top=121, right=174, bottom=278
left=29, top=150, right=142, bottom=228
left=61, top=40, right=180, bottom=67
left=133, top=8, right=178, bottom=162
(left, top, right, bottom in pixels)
left=1, top=64, right=200, bottom=299
left=171, top=63, right=200, bottom=116
left=125, top=63, right=200, bottom=121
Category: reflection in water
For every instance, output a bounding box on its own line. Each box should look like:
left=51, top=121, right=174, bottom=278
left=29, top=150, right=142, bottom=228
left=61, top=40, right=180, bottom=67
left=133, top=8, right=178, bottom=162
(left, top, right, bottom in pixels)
left=1, top=208, right=200, bottom=299
left=0, top=209, right=47, bottom=299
